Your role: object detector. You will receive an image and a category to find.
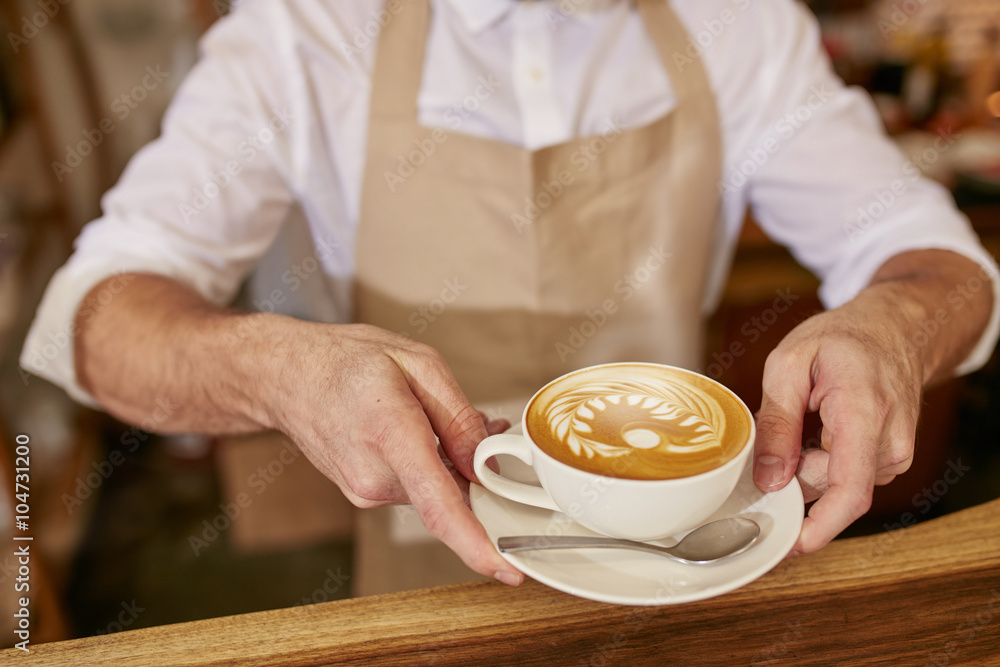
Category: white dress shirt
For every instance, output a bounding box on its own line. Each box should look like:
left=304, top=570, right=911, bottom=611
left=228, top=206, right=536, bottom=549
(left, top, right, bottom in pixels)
left=22, top=0, right=1000, bottom=408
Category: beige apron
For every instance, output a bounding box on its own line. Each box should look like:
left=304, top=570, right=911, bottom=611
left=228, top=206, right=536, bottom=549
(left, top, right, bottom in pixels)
left=355, top=0, right=723, bottom=406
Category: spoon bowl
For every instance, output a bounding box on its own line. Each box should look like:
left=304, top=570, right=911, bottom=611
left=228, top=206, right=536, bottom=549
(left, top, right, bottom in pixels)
left=497, top=517, right=760, bottom=564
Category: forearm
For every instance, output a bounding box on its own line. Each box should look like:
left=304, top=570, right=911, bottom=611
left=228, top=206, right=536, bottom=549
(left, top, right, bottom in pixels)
left=74, top=273, right=290, bottom=434
left=864, top=249, right=994, bottom=387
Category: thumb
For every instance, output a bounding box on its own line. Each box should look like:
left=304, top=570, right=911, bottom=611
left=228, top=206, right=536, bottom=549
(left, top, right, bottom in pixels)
left=753, top=354, right=811, bottom=492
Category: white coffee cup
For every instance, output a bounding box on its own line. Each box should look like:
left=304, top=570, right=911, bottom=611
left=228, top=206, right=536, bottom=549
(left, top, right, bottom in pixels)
left=473, top=363, right=755, bottom=541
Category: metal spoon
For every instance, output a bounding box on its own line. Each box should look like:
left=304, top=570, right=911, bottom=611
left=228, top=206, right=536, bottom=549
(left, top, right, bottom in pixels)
left=497, top=517, right=760, bottom=564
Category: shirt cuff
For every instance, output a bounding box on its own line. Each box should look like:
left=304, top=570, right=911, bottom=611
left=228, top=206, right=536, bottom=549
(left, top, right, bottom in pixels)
left=20, top=260, right=164, bottom=410
left=819, top=234, right=1000, bottom=378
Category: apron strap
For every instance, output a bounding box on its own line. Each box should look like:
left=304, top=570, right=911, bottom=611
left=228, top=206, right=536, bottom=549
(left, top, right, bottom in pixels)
left=636, top=0, right=715, bottom=103
left=369, top=0, right=713, bottom=120
left=368, top=0, right=431, bottom=120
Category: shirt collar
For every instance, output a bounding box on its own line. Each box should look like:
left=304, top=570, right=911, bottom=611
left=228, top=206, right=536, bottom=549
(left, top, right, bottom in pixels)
left=443, top=0, right=513, bottom=34
left=442, top=0, right=620, bottom=35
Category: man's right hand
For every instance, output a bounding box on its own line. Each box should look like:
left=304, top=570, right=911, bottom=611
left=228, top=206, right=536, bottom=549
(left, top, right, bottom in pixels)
left=260, top=322, right=523, bottom=585
left=74, top=274, right=523, bottom=586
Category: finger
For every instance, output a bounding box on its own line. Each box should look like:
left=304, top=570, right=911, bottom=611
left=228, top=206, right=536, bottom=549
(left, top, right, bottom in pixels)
left=438, top=444, right=477, bottom=503
left=795, top=448, right=830, bottom=503
left=819, top=415, right=909, bottom=479
left=873, top=405, right=917, bottom=479
left=795, top=390, right=879, bottom=553
left=390, top=422, right=524, bottom=585
left=484, top=417, right=511, bottom=436
left=477, top=410, right=511, bottom=436
left=754, top=350, right=814, bottom=492
left=390, top=347, right=487, bottom=483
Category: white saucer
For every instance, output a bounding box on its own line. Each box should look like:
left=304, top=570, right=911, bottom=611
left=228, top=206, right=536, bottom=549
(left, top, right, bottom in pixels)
left=470, top=444, right=804, bottom=606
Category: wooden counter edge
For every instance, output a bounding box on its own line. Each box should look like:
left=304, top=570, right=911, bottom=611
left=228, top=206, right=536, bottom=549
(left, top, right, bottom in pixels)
left=8, top=497, right=1000, bottom=666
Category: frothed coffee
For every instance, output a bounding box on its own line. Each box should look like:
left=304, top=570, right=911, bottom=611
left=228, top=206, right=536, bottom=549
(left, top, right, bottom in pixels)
left=526, top=364, right=751, bottom=480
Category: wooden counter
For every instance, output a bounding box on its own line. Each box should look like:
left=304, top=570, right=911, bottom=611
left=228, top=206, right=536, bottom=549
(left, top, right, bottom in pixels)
left=5, top=497, right=999, bottom=665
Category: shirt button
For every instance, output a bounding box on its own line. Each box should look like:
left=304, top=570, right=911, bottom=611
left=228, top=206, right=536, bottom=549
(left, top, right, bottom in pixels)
left=528, top=66, right=544, bottom=83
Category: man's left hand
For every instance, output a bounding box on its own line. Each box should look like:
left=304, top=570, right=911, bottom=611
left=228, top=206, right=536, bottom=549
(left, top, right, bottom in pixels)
left=752, top=249, right=994, bottom=554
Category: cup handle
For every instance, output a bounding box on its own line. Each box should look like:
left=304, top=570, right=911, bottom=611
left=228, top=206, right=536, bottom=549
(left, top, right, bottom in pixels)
left=474, top=434, right=561, bottom=512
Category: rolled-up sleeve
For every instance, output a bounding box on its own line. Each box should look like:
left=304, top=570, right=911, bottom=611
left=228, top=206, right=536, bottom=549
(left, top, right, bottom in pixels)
left=738, top=0, right=999, bottom=376
left=20, top=2, right=295, bottom=407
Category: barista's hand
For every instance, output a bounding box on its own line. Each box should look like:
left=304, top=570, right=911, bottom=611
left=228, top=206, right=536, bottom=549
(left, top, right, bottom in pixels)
left=751, top=296, right=922, bottom=555
left=751, top=250, right=993, bottom=555
left=266, top=322, right=522, bottom=585
left=72, top=273, right=518, bottom=583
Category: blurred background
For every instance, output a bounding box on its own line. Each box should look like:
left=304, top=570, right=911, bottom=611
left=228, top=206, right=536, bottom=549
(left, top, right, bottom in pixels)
left=0, top=0, right=998, bottom=646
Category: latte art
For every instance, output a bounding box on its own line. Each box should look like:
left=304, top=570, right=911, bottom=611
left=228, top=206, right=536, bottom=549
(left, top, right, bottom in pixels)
left=547, top=380, right=725, bottom=460
left=527, top=364, right=751, bottom=480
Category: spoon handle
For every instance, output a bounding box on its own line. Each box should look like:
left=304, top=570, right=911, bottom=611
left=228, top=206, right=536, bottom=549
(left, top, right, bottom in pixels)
left=498, top=535, right=677, bottom=559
